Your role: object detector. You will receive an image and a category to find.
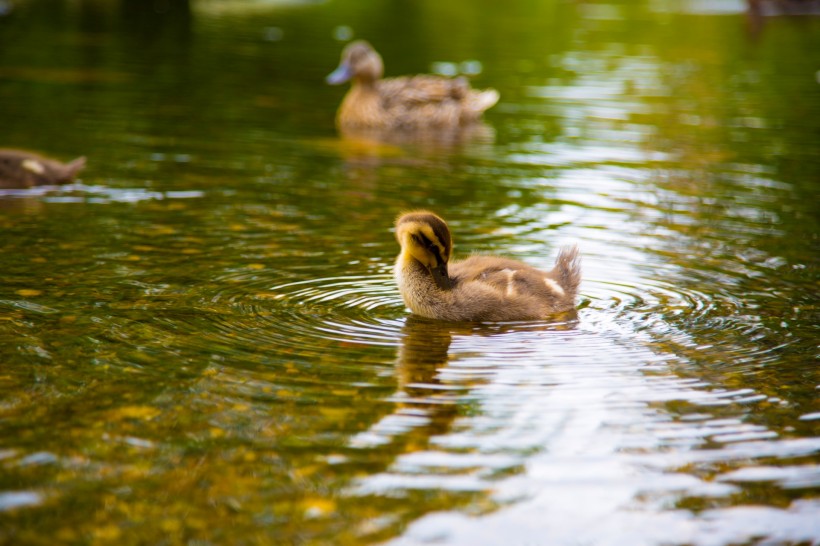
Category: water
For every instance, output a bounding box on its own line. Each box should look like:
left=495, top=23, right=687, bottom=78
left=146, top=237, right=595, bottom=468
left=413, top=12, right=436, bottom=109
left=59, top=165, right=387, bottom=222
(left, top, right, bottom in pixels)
left=1, top=0, right=818, bottom=544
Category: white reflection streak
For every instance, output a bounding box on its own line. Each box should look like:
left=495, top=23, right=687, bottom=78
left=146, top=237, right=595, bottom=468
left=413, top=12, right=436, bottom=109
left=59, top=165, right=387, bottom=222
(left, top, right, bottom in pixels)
left=352, top=328, right=820, bottom=545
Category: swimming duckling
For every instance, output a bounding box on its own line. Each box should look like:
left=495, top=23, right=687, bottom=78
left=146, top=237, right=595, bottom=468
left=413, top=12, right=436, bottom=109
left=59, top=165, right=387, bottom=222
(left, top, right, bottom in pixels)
left=327, top=40, right=499, bottom=130
left=0, top=149, right=86, bottom=189
left=394, top=211, right=581, bottom=321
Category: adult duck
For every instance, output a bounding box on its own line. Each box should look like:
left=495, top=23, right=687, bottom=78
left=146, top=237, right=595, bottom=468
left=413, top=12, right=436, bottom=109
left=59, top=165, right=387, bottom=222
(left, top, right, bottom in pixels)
left=327, top=40, right=499, bottom=130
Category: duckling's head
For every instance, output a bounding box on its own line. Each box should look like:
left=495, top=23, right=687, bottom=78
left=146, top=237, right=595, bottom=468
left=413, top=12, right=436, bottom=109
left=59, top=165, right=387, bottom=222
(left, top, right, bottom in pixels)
left=395, top=211, right=453, bottom=290
left=326, top=40, right=384, bottom=85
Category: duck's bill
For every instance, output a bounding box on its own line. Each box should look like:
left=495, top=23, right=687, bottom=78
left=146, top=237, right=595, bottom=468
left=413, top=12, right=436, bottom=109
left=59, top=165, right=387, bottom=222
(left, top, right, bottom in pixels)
left=326, top=63, right=353, bottom=85
left=430, top=264, right=451, bottom=290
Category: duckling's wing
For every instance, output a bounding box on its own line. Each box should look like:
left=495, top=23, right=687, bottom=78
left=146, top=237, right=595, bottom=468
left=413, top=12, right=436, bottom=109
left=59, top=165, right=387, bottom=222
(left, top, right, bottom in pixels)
left=451, top=256, right=562, bottom=300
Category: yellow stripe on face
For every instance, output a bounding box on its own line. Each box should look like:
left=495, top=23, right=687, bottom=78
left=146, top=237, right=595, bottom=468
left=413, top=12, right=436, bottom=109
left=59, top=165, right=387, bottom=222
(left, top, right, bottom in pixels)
left=395, top=211, right=453, bottom=269
left=416, top=223, right=449, bottom=264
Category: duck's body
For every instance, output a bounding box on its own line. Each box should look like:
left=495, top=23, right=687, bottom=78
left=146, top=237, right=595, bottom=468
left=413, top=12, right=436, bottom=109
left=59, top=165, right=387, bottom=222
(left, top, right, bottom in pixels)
left=0, top=149, right=86, bottom=189
left=394, top=211, right=581, bottom=322
left=327, top=41, right=498, bottom=130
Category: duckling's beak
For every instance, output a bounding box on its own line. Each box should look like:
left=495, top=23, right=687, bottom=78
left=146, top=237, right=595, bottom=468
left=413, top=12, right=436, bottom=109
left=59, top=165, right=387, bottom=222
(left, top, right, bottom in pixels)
left=430, top=263, right=451, bottom=290
left=326, top=62, right=353, bottom=85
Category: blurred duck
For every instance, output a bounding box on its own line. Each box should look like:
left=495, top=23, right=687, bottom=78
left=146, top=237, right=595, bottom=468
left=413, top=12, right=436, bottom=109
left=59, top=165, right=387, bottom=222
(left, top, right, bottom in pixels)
left=327, top=40, right=499, bottom=130
left=394, top=211, right=581, bottom=321
left=0, top=149, right=86, bottom=189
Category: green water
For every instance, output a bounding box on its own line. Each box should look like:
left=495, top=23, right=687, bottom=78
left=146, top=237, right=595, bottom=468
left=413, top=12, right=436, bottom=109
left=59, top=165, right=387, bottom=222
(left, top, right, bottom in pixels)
left=1, top=0, right=818, bottom=544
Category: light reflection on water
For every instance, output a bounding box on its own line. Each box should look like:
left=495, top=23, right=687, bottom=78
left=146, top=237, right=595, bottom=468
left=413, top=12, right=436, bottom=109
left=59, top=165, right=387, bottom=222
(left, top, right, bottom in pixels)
left=253, top=257, right=818, bottom=543
left=246, top=289, right=814, bottom=546
left=0, top=253, right=813, bottom=538
left=0, top=183, right=205, bottom=204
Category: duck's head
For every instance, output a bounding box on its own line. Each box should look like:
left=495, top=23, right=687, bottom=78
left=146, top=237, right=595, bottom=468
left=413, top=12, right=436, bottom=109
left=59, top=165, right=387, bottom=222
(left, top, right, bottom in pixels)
left=326, top=40, right=384, bottom=85
left=395, top=211, right=453, bottom=290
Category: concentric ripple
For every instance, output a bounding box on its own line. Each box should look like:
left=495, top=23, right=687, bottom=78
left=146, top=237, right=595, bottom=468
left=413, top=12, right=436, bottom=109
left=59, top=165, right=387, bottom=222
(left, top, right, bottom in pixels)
left=577, top=274, right=794, bottom=372
left=144, top=264, right=793, bottom=373
left=267, top=275, right=402, bottom=312
left=164, top=271, right=410, bottom=357
left=582, top=277, right=736, bottom=328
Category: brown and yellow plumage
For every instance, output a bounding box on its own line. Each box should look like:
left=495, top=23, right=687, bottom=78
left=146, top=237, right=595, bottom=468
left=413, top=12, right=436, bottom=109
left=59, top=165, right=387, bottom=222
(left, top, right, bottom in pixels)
left=394, top=211, right=581, bottom=322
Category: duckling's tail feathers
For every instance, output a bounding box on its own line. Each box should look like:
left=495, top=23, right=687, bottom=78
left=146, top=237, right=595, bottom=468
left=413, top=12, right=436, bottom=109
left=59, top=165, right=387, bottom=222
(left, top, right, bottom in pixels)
left=555, top=245, right=581, bottom=298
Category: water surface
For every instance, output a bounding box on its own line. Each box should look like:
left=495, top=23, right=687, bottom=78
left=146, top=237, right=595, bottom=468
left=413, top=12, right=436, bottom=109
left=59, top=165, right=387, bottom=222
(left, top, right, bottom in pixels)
left=0, top=0, right=818, bottom=544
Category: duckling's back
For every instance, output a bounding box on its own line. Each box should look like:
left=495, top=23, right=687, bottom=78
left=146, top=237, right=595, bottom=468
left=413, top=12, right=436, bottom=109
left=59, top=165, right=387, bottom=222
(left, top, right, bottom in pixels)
left=447, top=246, right=580, bottom=321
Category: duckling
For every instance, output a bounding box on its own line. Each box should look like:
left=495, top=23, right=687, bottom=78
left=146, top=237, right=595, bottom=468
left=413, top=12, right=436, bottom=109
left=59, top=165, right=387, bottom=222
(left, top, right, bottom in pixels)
left=394, top=211, right=581, bottom=322
left=326, top=40, right=499, bottom=130
left=0, top=149, right=86, bottom=189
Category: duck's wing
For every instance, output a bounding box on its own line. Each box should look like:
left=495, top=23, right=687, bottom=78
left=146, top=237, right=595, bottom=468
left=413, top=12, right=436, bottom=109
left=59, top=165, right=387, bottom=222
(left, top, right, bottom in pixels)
left=378, top=76, right=469, bottom=109
left=378, top=76, right=499, bottom=127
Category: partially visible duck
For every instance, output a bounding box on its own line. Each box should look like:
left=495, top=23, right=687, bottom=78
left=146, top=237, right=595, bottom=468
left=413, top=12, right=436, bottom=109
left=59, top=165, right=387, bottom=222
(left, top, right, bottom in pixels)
left=394, top=211, right=581, bottom=322
left=326, top=40, right=499, bottom=130
left=0, top=149, right=86, bottom=189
